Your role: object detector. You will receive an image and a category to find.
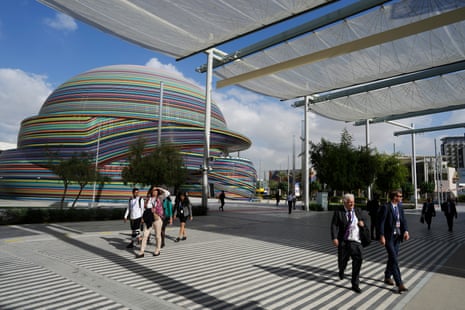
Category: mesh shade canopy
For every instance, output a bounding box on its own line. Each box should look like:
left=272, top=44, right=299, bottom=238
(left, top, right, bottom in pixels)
left=38, top=0, right=331, bottom=59
left=38, top=0, right=465, bottom=123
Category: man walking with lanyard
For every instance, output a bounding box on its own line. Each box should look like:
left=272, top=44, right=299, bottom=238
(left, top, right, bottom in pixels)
left=331, top=193, right=366, bottom=293
left=378, top=190, right=410, bottom=294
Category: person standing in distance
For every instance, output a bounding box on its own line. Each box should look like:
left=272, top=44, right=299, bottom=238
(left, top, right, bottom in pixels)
left=421, top=197, right=436, bottom=230
left=378, top=190, right=410, bottom=294
left=441, top=196, right=458, bottom=232
left=218, top=190, right=226, bottom=212
left=330, top=193, right=366, bottom=293
left=123, top=188, right=144, bottom=248
left=367, top=193, right=380, bottom=240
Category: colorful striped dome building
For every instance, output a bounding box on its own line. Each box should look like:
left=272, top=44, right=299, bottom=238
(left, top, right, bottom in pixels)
left=0, top=65, right=256, bottom=203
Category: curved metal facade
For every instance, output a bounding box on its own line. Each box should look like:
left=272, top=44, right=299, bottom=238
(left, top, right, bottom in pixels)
left=0, top=65, right=256, bottom=202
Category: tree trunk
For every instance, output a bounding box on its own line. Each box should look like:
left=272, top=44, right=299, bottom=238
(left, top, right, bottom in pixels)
left=71, top=184, right=85, bottom=208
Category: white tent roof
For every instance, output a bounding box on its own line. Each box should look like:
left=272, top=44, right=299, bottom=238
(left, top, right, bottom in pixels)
left=38, top=0, right=465, bottom=123
left=38, top=0, right=331, bottom=59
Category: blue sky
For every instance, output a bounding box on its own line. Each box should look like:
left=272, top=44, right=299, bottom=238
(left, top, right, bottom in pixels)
left=1, top=0, right=464, bottom=176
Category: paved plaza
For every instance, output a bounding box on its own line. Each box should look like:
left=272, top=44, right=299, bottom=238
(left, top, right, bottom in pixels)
left=1, top=201, right=464, bottom=309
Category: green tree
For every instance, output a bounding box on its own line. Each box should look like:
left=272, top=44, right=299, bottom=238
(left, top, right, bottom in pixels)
left=310, top=130, right=377, bottom=194
left=419, top=181, right=435, bottom=199
left=47, top=154, right=74, bottom=209
left=401, top=182, right=414, bottom=201
left=68, top=152, right=109, bottom=208
left=121, top=138, right=146, bottom=187
left=48, top=151, right=108, bottom=208
left=374, top=153, right=409, bottom=198
left=122, top=140, right=187, bottom=190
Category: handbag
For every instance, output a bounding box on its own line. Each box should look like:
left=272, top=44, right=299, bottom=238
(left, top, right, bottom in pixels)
left=359, top=225, right=371, bottom=247
left=420, top=214, right=425, bottom=224
left=142, top=208, right=154, bottom=226
left=182, top=205, right=190, bottom=217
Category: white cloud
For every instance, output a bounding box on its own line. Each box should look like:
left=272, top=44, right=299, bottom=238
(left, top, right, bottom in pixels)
left=0, top=68, right=52, bottom=147
left=145, top=58, right=201, bottom=87
left=44, top=13, right=77, bottom=31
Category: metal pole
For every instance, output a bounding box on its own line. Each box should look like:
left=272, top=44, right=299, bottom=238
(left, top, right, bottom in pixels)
left=365, top=119, right=371, bottom=200
left=434, top=139, right=441, bottom=206
left=91, top=125, right=101, bottom=207
left=304, top=96, right=310, bottom=211
left=157, top=82, right=164, bottom=145
left=411, top=123, right=418, bottom=208
left=202, top=49, right=213, bottom=208
left=292, top=135, right=296, bottom=195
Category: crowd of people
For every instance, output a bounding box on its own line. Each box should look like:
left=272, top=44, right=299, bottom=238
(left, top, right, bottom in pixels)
left=123, top=186, right=193, bottom=258
left=125, top=185, right=458, bottom=295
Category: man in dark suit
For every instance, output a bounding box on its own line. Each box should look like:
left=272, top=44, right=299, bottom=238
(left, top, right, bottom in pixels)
left=441, top=196, right=458, bottom=232
left=331, top=193, right=366, bottom=293
left=378, top=190, right=410, bottom=294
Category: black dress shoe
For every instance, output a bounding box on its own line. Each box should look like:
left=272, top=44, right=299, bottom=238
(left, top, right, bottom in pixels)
left=153, top=252, right=160, bottom=256
left=135, top=253, right=144, bottom=258
left=351, top=286, right=361, bottom=293
left=174, top=237, right=180, bottom=242
left=182, top=236, right=187, bottom=240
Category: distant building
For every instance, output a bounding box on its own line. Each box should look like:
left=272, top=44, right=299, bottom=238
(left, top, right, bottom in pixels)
left=0, top=65, right=256, bottom=202
left=399, top=155, right=458, bottom=199
left=441, top=136, right=465, bottom=169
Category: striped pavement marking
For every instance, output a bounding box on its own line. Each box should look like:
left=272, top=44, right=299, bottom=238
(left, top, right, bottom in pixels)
left=0, top=210, right=463, bottom=310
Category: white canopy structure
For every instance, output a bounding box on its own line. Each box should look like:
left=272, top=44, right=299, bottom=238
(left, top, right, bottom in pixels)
left=38, top=0, right=465, bottom=207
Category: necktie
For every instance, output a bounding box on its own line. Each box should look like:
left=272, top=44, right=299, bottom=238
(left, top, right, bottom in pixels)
left=394, top=206, right=401, bottom=235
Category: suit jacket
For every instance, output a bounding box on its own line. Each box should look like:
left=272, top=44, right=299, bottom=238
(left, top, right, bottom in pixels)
left=331, top=207, right=365, bottom=242
left=378, top=202, right=408, bottom=241
left=441, top=201, right=457, bottom=218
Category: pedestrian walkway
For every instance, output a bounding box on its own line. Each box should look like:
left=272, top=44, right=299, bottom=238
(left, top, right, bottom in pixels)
left=0, top=203, right=464, bottom=309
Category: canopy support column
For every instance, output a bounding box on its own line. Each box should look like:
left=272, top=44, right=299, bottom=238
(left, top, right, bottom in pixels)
left=202, top=49, right=213, bottom=208
left=304, top=96, right=310, bottom=211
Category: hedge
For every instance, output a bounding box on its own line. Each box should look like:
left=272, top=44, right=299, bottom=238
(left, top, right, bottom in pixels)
left=0, top=204, right=208, bottom=225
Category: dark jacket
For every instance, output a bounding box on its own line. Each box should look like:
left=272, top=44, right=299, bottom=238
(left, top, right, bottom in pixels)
left=330, top=207, right=365, bottom=242
left=422, top=202, right=436, bottom=218
left=378, top=202, right=408, bottom=241
left=174, top=198, right=192, bottom=218
left=441, top=200, right=457, bottom=218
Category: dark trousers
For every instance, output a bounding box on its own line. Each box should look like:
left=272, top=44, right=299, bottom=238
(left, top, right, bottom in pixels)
left=161, top=218, right=170, bottom=245
left=370, top=216, right=377, bottom=239
left=288, top=201, right=292, bottom=214
left=384, top=237, right=402, bottom=286
left=446, top=215, right=454, bottom=231
left=338, top=241, right=363, bottom=287
left=129, top=218, right=142, bottom=243
left=425, top=214, right=433, bottom=229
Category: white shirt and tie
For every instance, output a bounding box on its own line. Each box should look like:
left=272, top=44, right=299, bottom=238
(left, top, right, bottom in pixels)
left=345, top=209, right=361, bottom=243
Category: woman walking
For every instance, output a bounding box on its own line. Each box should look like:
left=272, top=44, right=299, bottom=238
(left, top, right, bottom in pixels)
left=136, top=186, right=169, bottom=258
left=174, top=192, right=193, bottom=242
